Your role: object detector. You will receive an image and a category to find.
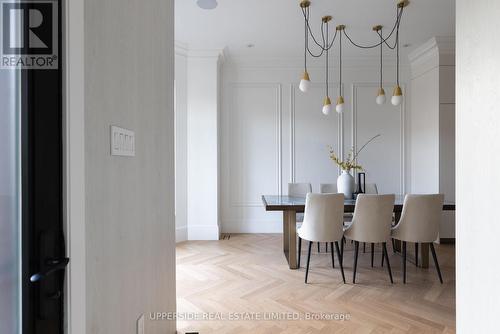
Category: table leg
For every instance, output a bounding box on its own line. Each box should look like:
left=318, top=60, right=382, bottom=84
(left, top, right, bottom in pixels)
left=283, top=211, right=290, bottom=253
left=287, top=211, right=297, bottom=269
left=282, top=211, right=298, bottom=269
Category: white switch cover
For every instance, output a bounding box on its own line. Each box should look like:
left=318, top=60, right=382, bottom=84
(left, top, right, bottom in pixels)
left=111, top=126, right=135, bottom=156
left=137, top=314, right=145, bottom=334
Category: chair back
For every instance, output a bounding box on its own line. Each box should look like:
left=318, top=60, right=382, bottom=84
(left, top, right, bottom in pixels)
left=298, top=193, right=345, bottom=242
left=394, top=194, right=445, bottom=242
left=319, top=183, right=337, bottom=194
left=365, top=183, right=378, bottom=194
left=288, top=183, right=312, bottom=197
left=346, top=194, right=395, bottom=243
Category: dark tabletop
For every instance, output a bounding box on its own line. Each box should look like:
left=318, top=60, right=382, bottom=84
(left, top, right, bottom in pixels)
left=262, top=195, right=456, bottom=212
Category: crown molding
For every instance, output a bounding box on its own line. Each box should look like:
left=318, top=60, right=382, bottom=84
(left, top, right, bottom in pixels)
left=175, top=41, right=189, bottom=56
left=175, top=41, right=226, bottom=63
left=408, top=36, right=455, bottom=78
left=224, top=55, right=409, bottom=70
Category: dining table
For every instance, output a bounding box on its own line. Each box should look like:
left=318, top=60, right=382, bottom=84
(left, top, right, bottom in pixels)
left=261, top=194, right=456, bottom=270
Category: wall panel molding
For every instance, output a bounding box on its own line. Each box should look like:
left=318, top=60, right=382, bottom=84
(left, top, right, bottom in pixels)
left=351, top=82, right=406, bottom=195
left=227, top=83, right=282, bottom=207
left=289, top=83, right=343, bottom=184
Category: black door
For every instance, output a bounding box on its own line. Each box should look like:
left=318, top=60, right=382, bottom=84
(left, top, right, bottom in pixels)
left=17, top=1, right=66, bottom=333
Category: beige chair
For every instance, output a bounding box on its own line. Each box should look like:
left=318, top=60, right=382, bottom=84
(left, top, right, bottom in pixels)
left=391, top=194, right=445, bottom=284
left=353, top=182, right=379, bottom=255
left=344, top=194, right=395, bottom=284
left=297, top=193, right=346, bottom=284
left=319, top=183, right=337, bottom=194
left=319, top=183, right=337, bottom=252
left=288, top=182, right=311, bottom=223
left=364, top=183, right=378, bottom=195
left=289, top=182, right=324, bottom=254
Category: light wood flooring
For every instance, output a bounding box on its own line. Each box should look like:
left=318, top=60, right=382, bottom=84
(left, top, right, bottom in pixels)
left=176, top=234, right=455, bottom=334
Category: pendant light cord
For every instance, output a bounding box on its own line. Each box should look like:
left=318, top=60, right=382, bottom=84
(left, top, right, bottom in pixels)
left=396, top=20, right=400, bottom=86
left=342, top=7, right=403, bottom=49
left=339, top=30, right=342, bottom=96
left=304, top=10, right=308, bottom=72
left=326, top=22, right=329, bottom=97
left=379, top=28, right=383, bottom=89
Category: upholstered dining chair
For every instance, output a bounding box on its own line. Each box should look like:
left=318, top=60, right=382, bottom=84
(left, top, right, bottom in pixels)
left=288, top=182, right=312, bottom=223
left=297, top=193, right=346, bottom=284
left=319, top=183, right=337, bottom=252
left=289, top=182, right=324, bottom=255
left=391, top=194, right=445, bottom=284
left=344, top=194, right=395, bottom=284
left=319, top=183, right=337, bottom=194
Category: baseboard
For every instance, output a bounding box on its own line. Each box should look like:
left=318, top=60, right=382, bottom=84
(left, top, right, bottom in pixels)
left=188, top=224, right=220, bottom=240
left=440, top=238, right=455, bottom=244
left=176, top=226, right=188, bottom=243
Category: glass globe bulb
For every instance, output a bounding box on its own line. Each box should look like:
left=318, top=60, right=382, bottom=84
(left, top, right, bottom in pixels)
left=322, top=103, right=332, bottom=115
left=336, top=103, right=344, bottom=113
left=322, top=96, right=332, bottom=115
left=391, top=95, right=403, bottom=106
left=376, top=94, right=386, bottom=105
left=299, top=79, right=310, bottom=93
left=336, top=96, right=345, bottom=113
left=391, top=85, right=403, bottom=106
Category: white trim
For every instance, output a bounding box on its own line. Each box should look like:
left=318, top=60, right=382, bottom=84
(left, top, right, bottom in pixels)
left=408, top=36, right=456, bottom=78
left=63, top=0, right=86, bottom=333
left=188, top=224, right=221, bottom=240
left=188, top=48, right=226, bottom=63
left=289, top=82, right=343, bottom=180
left=175, top=226, right=188, bottom=243
left=351, top=83, right=406, bottom=195
left=175, top=41, right=189, bottom=57
left=227, top=83, right=282, bottom=207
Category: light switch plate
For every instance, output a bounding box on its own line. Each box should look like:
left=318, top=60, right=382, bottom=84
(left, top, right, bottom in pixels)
left=111, top=126, right=135, bottom=156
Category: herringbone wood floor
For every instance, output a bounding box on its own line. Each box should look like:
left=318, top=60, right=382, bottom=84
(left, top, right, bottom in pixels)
left=176, top=234, right=455, bottom=334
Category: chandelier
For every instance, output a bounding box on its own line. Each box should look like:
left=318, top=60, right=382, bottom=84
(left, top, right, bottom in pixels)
left=298, top=0, right=409, bottom=115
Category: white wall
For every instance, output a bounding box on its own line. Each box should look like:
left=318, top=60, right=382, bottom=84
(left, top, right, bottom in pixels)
left=221, top=56, right=410, bottom=233
left=186, top=51, right=224, bottom=240
left=457, top=1, right=500, bottom=332
left=409, top=37, right=456, bottom=240
left=175, top=44, right=188, bottom=242
left=84, top=0, right=176, bottom=333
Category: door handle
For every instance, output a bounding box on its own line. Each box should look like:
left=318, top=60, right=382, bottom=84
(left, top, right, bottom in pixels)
left=30, top=257, right=70, bottom=283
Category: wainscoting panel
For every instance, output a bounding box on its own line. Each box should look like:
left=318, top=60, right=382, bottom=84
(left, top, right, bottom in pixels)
left=291, top=84, right=341, bottom=191
left=228, top=83, right=282, bottom=207
left=352, top=84, right=405, bottom=194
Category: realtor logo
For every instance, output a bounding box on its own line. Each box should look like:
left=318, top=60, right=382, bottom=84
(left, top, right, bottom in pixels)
left=0, top=0, right=58, bottom=69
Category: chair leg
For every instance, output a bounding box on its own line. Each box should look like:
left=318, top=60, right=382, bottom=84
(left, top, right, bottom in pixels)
left=335, top=241, right=346, bottom=284
left=298, top=237, right=302, bottom=268
left=430, top=243, right=443, bottom=284
left=330, top=242, right=335, bottom=268
left=402, top=241, right=407, bottom=284
left=371, top=243, right=375, bottom=267
left=305, top=241, right=313, bottom=284
left=381, top=246, right=385, bottom=267
left=340, top=237, right=344, bottom=258
left=317, top=242, right=320, bottom=253
left=382, top=243, right=394, bottom=284
left=363, top=242, right=366, bottom=253
left=353, top=241, right=359, bottom=284
left=415, top=243, right=419, bottom=267
left=391, top=238, right=396, bottom=254
left=325, top=242, right=328, bottom=252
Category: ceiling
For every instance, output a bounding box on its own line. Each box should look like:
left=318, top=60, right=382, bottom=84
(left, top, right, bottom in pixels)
left=175, top=0, right=455, bottom=59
